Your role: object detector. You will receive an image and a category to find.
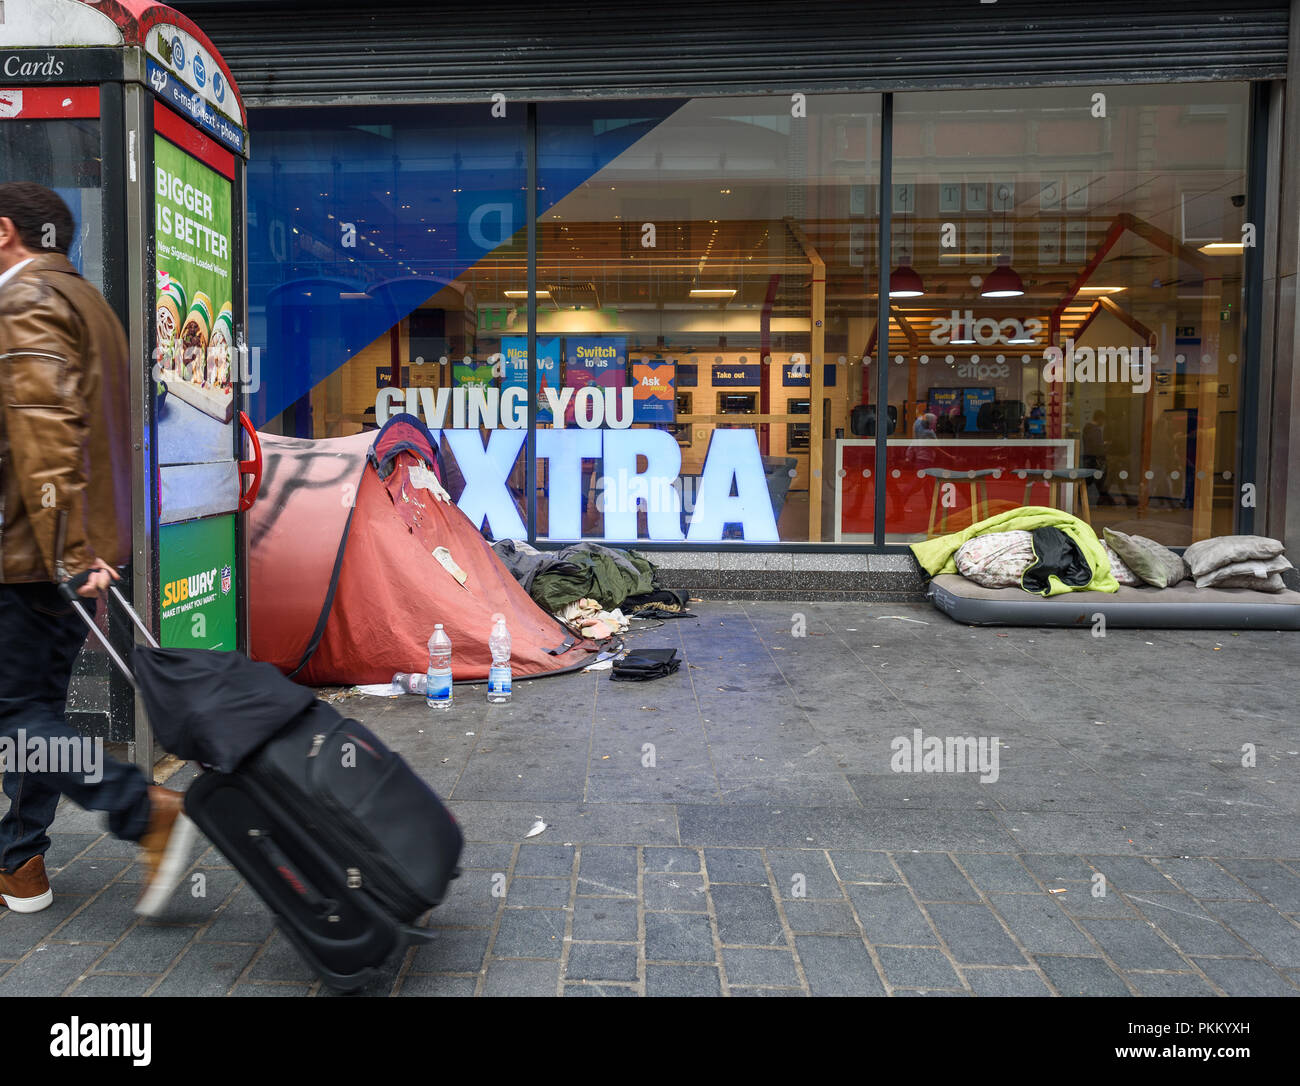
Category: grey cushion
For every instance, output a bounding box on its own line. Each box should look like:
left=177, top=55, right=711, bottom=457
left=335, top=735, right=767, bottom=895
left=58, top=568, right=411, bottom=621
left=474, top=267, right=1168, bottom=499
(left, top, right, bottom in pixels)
left=1200, top=572, right=1287, bottom=592
left=1196, top=554, right=1292, bottom=590
left=1103, top=527, right=1189, bottom=588
left=1183, top=535, right=1285, bottom=579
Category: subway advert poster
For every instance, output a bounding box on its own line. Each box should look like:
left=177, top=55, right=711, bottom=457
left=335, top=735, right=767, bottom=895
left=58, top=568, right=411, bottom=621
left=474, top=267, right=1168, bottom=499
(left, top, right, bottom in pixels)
left=153, top=133, right=238, bottom=649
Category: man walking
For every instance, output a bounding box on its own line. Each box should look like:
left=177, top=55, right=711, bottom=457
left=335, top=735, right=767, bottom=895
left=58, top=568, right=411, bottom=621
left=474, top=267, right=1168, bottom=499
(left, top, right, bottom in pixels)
left=0, top=182, right=192, bottom=916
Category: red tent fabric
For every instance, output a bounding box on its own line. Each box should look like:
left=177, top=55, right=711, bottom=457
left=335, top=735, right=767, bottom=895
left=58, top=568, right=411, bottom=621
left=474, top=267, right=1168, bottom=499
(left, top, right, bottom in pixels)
left=249, top=415, right=601, bottom=685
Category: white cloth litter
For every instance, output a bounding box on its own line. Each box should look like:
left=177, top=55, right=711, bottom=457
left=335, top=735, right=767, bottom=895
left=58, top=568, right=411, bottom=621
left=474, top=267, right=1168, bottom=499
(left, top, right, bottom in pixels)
left=408, top=462, right=451, bottom=503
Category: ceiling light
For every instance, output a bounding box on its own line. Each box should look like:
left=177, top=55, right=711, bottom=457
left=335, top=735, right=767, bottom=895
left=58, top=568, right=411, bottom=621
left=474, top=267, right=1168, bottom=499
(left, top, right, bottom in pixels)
left=1077, top=286, right=1126, bottom=294
left=889, top=265, right=925, bottom=298
left=504, top=290, right=552, bottom=299
left=1198, top=242, right=1245, bottom=254
left=689, top=288, right=736, bottom=298
left=980, top=263, right=1025, bottom=298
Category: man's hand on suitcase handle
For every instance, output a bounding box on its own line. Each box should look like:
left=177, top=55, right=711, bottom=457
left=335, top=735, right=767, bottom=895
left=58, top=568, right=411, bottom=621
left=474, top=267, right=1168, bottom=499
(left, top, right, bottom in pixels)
left=62, top=559, right=121, bottom=600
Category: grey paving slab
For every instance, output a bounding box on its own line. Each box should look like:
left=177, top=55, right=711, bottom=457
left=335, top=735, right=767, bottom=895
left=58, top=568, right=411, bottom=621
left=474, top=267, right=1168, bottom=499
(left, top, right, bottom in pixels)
left=782, top=900, right=860, bottom=934
left=458, top=842, right=517, bottom=870
left=50, top=882, right=141, bottom=943
left=1056, top=884, right=1140, bottom=919
left=1124, top=971, right=1219, bottom=997
left=896, top=853, right=982, bottom=902
left=511, top=845, right=576, bottom=877
left=562, top=982, right=638, bottom=996
left=766, top=849, right=841, bottom=899
left=1192, top=957, right=1300, bottom=997
left=876, top=945, right=963, bottom=990
left=504, top=877, right=572, bottom=908
left=925, top=903, right=1028, bottom=966
left=483, top=958, right=560, bottom=996
left=93, top=923, right=200, bottom=974
left=1151, top=858, right=1260, bottom=900
left=67, top=973, right=157, bottom=997
left=152, top=941, right=258, bottom=997
left=0, top=942, right=111, bottom=996
left=678, top=805, right=1013, bottom=850
left=847, top=884, right=939, bottom=947
left=0, top=892, right=89, bottom=955
left=643, top=872, right=709, bottom=912
left=644, top=911, right=716, bottom=963
left=710, top=883, right=786, bottom=947
left=570, top=899, right=638, bottom=943
left=247, top=931, right=318, bottom=984
left=1084, top=855, right=1183, bottom=893
left=721, top=947, right=800, bottom=987
left=987, top=893, right=1095, bottom=955
left=644, top=963, right=722, bottom=997
left=196, top=887, right=276, bottom=945
left=828, top=850, right=901, bottom=884
left=1079, top=918, right=1190, bottom=972
left=1125, top=893, right=1253, bottom=957
left=962, top=967, right=1053, bottom=997
left=1216, top=859, right=1300, bottom=912
left=442, top=801, right=680, bottom=845
left=565, top=942, right=638, bottom=982
left=1034, top=955, right=1131, bottom=997
left=410, top=929, right=491, bottom=974
left=794, top=935, right=885, bottom=996
left=399, top=974, right=480, bottom=997
left=641, top=846, right=701, bottom=874
left=229, top=982, right=312, bottom=997
left=955, top=853, right=1042, bottom=893
left=575, top=845, right=638, bottom=897
left=703, top=847, right=769, bottom=884
left=491, top=908, right=566, bottom=959
left=1204, top=901, right=1300, bottom=967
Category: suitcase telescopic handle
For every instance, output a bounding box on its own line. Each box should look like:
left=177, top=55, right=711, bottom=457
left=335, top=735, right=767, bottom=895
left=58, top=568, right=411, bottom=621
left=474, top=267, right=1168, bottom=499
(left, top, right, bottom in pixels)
left=58, top=578, right=160, bottom=688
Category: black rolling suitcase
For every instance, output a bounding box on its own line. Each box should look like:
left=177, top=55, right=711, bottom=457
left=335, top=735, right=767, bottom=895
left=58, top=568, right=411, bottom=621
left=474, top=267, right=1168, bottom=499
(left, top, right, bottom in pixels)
left=65, top=584, right=463, bottom=993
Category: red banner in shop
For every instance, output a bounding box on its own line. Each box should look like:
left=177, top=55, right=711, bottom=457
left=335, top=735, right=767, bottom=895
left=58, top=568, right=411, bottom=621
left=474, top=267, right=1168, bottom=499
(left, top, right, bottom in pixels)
left=837, top=440, right=1075, bottom=537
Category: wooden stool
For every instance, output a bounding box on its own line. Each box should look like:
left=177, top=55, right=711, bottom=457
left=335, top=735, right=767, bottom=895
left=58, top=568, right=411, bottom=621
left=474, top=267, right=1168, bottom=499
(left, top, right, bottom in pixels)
left=922, top=468, right=999, bottom=536
left=1019, top=467, right=1094, bottom=524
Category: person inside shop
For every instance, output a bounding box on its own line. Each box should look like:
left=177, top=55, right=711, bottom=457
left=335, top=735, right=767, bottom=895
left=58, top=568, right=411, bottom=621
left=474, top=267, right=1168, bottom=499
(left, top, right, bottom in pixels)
left=1082, top=409, right=1114, bottom=505
left=1025, top=393, right=1046, bottom=437
left=0, top=183, right=194, bottom=917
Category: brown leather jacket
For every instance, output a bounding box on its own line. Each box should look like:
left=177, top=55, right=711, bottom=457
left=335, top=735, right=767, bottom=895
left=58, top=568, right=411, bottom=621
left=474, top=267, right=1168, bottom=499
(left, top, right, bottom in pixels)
left=0, top=253, right=132, bottom=583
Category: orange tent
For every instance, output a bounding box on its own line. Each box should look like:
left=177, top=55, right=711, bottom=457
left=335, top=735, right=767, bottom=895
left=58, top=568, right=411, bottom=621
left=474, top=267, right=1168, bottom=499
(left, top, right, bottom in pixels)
left=249, top=414, right=602, bottom=685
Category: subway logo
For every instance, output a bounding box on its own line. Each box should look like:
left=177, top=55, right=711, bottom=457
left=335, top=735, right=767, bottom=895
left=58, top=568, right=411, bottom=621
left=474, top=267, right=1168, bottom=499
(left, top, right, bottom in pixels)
left=162, top=568, right=218, bottom=607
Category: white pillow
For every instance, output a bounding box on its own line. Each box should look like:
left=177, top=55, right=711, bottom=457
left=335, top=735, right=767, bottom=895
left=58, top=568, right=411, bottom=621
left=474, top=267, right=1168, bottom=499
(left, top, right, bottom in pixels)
left=1102, top=541, right=1144, bottom=587
left=955, top=531, right=1036, bottom=588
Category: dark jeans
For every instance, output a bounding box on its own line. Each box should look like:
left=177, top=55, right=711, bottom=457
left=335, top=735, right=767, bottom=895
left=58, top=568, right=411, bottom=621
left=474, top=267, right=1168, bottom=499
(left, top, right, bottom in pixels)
left=0, top=582, right=151, bottom=873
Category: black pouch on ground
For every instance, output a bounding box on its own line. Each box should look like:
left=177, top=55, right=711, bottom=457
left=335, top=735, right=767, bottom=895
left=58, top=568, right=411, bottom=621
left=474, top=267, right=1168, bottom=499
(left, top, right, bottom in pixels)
left=610, top=647, right=682, bottom=681
left=183, top=699, right=463, bottom=992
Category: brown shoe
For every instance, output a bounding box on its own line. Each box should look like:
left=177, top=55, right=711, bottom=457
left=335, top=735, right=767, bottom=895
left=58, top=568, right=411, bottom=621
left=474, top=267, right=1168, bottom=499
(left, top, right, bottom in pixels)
left=0, top=855, right=53, bottom=913
left=135, top=786, right=196, bottom=917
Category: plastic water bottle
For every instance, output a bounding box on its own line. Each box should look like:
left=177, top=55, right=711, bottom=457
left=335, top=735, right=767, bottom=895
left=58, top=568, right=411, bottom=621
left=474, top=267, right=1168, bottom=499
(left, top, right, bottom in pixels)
left=426, top=625, right=453, bottom=710
left=390, top=672, right=428, bottom=696
left=487, top=613, right=512, bottom=704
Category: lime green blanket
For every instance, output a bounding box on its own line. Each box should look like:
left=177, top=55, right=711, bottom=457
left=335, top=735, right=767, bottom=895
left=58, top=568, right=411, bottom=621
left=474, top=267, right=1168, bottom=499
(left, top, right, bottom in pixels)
left=910, top=506, right=1118, bottom=596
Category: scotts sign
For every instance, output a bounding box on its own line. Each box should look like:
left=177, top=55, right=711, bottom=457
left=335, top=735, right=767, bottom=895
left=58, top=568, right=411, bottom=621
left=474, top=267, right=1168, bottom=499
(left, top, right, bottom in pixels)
left=929, top=310, right=1044, bottom=346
